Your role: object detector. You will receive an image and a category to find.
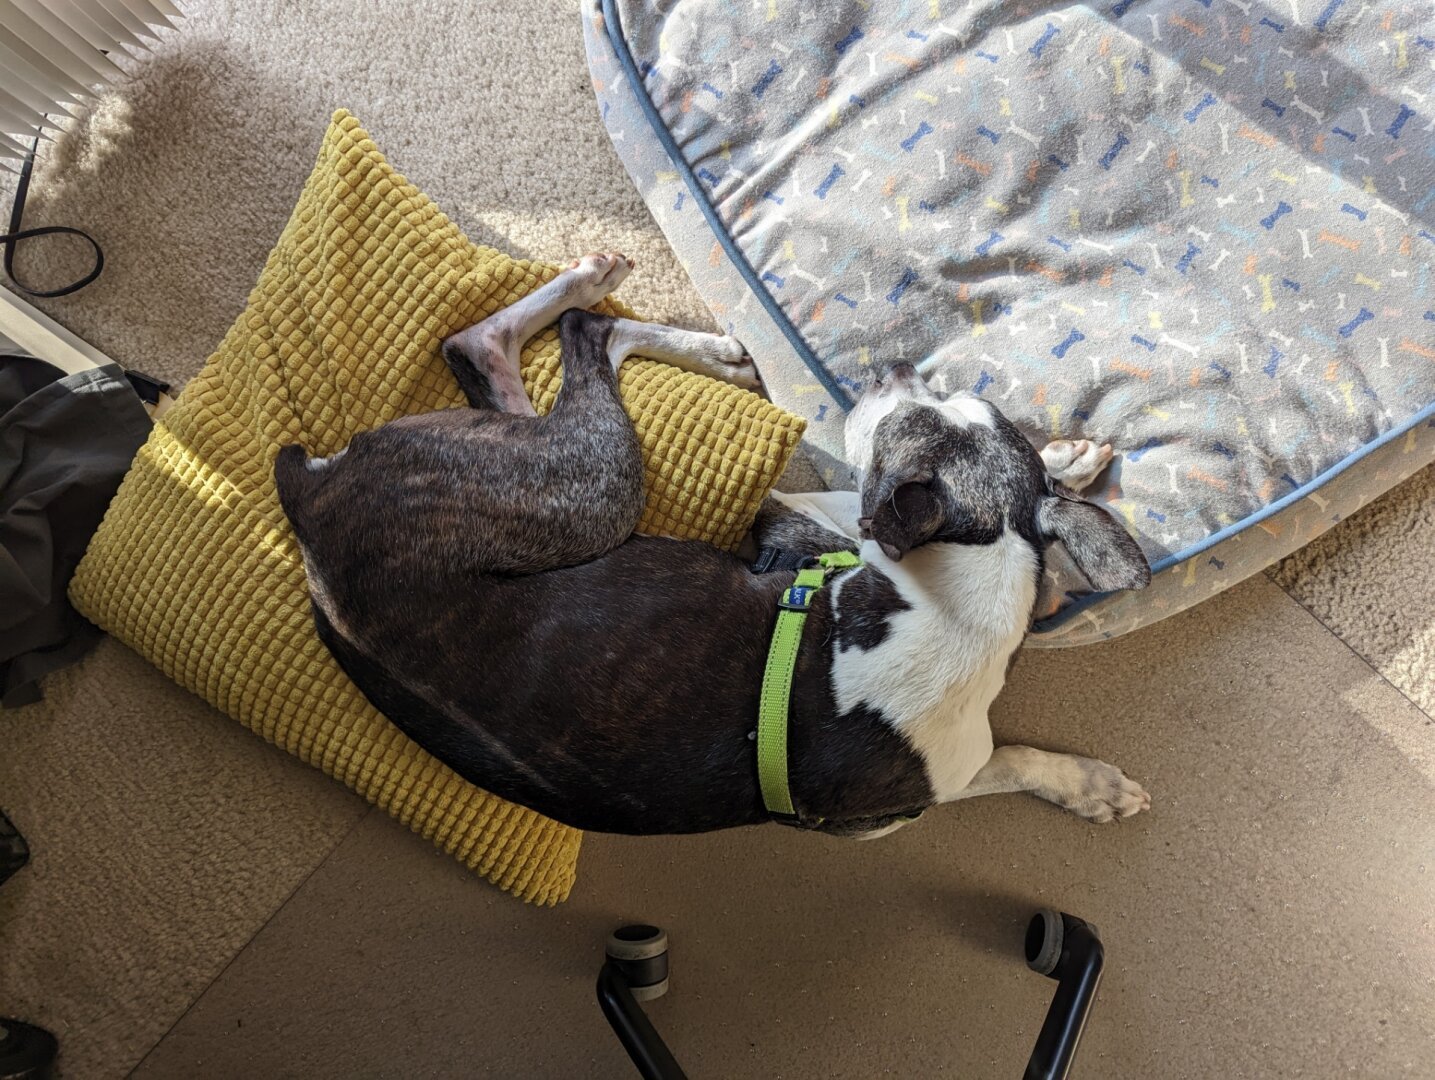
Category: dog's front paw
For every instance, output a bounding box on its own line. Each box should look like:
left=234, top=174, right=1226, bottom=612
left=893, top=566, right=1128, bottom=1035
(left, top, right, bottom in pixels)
left=1041, top=439, right=1114, bottom=492
left=565, top=252, right=634, bottom=307
left=1059, top=758, right=1150, bottom=823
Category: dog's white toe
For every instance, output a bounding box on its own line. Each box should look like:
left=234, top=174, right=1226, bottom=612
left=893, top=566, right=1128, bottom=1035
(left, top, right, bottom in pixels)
left=711, top=334, right=748, bottom=366
left=1042, top=439, right=1115, bottom=492
left=565, top=252, right=633, bottom=307
left=711, top=337, right=762, bottom=390
left=1061, top=758, right=1150, bottom=823
left=724, top=357, right=762, bottom=391
left=682, top=333, right=761, bottom=390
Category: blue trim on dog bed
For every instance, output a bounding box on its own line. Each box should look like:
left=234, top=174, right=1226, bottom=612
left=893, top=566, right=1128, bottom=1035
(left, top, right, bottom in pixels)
left=600, top=0, right=854, bottom=410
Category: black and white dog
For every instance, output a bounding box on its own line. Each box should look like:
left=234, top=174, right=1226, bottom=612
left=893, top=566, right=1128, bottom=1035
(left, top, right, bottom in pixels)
left=276, top=254, right=1152, bottom=838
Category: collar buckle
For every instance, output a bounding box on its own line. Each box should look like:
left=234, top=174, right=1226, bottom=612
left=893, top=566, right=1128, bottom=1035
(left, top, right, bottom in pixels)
left=751, top=545, right=819, bottom=575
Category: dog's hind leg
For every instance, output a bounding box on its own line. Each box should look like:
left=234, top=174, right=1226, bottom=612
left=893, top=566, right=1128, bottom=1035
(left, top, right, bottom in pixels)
left=949, top=745, right=1150, bottom=823
left=442, top=252, right=634, bottom=414
left=607, top=319, right=761, bottom=390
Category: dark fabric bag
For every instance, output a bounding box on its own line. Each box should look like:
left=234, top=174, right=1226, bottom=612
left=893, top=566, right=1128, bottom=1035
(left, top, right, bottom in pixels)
left=0, top=352, right=150, bottom=706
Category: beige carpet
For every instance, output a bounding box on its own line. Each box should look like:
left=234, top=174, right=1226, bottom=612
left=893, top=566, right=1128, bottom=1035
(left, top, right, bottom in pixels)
left=127, top=576, right=1435, bottom=1080
left=1271, top=464, right=1435, bottom=716
left=1, top=1, right=1431, bottom=1077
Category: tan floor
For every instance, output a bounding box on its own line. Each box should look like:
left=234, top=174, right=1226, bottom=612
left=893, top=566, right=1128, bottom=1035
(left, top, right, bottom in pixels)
left=0, top=643, right=367, bottom=1079
left=130, top=577, right=1435, bottom=1079
left=2, top=1, right=1433, bottom=1078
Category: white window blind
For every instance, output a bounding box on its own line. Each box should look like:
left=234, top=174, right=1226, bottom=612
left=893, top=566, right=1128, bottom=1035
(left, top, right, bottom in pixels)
left=0, top=0, right=184, bottom=170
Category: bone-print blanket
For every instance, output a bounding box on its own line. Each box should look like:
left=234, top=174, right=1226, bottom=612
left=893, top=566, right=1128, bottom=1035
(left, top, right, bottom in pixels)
left=583, top=0, right=1435, bottom=643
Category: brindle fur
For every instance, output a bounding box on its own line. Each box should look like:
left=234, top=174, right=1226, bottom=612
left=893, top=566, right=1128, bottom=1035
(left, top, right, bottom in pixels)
left=278, top=312, right=643, bottom=578
left=278, top=309, right=931, bottom=835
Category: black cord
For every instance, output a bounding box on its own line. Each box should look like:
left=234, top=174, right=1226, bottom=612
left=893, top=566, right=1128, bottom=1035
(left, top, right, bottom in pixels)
left=2, top=130, right=104, bottom=298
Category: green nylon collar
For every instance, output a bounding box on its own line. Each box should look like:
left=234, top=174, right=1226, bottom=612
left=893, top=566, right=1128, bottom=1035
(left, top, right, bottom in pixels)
left=757, top=550, right=863, bottom=819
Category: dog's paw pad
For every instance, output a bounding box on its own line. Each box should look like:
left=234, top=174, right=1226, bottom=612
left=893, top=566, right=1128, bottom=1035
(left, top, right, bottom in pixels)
left=1064, top=759, right=1150, bottom=824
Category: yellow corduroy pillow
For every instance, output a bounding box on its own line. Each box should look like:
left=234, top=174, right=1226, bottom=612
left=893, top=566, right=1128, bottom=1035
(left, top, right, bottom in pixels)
left=69, top=110, right=805, bottom=904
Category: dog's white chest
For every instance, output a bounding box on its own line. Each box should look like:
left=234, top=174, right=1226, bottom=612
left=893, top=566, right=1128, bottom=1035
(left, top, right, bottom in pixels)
left=831, top=532, right=1036, bottom=800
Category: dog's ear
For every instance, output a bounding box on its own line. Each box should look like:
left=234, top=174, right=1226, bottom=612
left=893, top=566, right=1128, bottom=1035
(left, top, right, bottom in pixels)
left=860, top=472, right=942, bottom=561
left=1038, top=489, right=1151, bottom=591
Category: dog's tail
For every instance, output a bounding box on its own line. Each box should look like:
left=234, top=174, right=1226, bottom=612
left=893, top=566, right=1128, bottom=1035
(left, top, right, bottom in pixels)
left=274, top=443, right=322, bottom=544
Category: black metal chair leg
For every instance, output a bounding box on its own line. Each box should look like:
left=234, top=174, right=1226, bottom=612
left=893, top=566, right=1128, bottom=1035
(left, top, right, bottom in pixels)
left=596, top=925, right=686, bottom=1080
left=1023, top=909, right=1105, bottom=1080
left=597, top=963, right=687, bottom=1080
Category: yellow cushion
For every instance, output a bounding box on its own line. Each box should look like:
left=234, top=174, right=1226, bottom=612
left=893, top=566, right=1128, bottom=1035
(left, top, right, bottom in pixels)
left=69, top=110, right=805, bottom=905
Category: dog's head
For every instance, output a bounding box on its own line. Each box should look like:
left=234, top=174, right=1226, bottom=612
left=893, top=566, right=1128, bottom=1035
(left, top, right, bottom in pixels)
left=845, top=363, right=1150, bottom=592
